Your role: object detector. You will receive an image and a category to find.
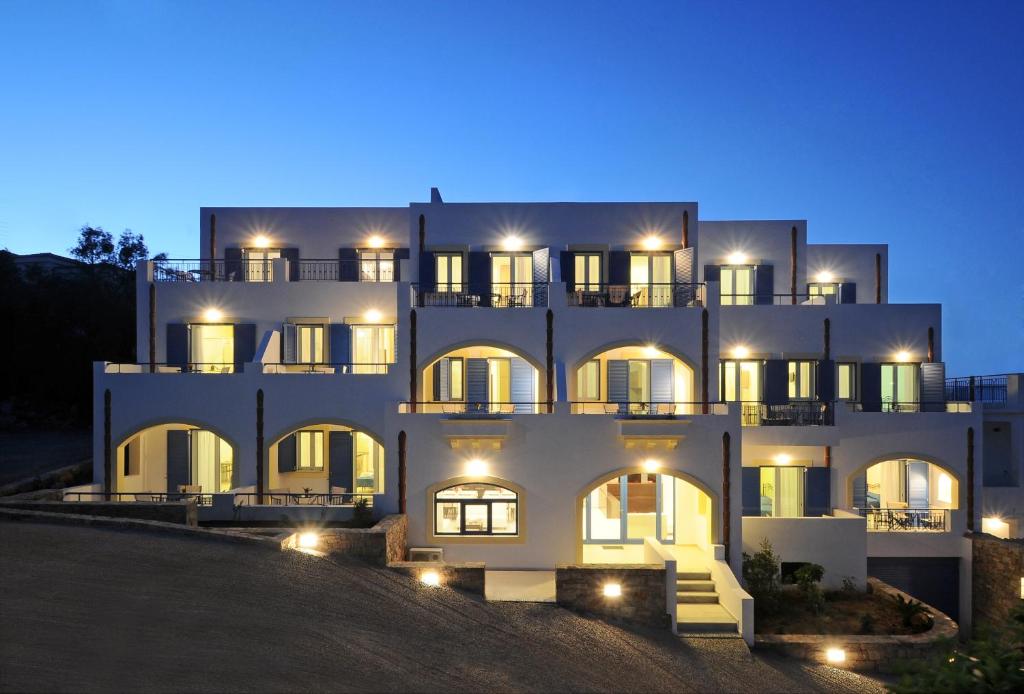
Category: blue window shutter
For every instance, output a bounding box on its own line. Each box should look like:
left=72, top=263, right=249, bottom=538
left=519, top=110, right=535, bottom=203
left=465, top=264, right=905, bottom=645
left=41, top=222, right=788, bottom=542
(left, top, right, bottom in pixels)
left=755, top=265, right=774, bottom=305
left=510, top=357, right=535, bottom=413
left=123, top=440, right=131, bottom=476
left=839, top=282, right=856, bottom=304
left=608, top=251, right=630, bottom=285
left=742, top=468, right=761, bottom=516
left=166, top=323, right=188, bottom=368
left=330, top=323, right=351, bottom=365
left=560, top=251, right=575, bottom=291
left=228, top=439, right=240, bottom=489
left=818, top=359, right=835, bottom=402
left=703, top=264, right=721, bottom=282
left=466, top=358, right=488, bottom=408
left=432, top=360, right=442, bottom=400
left=419, top=251, right=435, bottom=290
left=233, top=324, right=256, bottom=373
left=439, top=358, right=450, bottom=401
left=673, top=249, right=694, bottom=306
left=468, top=252, right=491, bottom=307
left=650, top=359, right=674, bottom=403
left=852, top=473, right=867, bottom=509
left=607, top=360, right=629, bottom=403
left=920, top=363, right=946, bottom=412
left=860, top=363, right=882, bottom=411
left=328, top=431, right=353, bottom=490
left=338, top=248, right=359, bottom=281
left=281, top=248, right=299, bottom=281
left=532, top=247, right=549, bottom=307
left=392, top=248, right=409, bottom=281
left=282, top=323, right=297, bottom=363
left=907, top=462, right=929, bottom=508
left=224, top=248, right=242, bottom=282
left=763, top=360, right=788, bottom=405
left=804, top=468, right=831, bottom=517
left=166, top=430, right=190, bottom=492
left=278, top=433, right=296, bottom=473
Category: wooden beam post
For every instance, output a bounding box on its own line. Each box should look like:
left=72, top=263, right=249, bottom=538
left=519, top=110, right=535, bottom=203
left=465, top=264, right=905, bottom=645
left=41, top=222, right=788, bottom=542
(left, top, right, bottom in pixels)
left=967, top=426, right=975, bottom=531
left=148, top=283, right=156, bottom=372
left=927, top=327, right=935, bottom=363
left=256, top=389, right=264, bottom=504
left=824, top=445, right=832, bottom=468
left=398, top=431, right=407, bottom=514
left=682, top=210, right=689, bottom=248
left=823, top=318, right=831, bottom=361
left=409, top=309, right=418, bottom=412
left=209, top=213, right=217, bottom=282
left=722, top=431, right=731, bottom=563
left=103, top=389, right=112, bottom=500
left=875, top=253, right=881, bottom=304
left=546, top=309, right=554, bottom=413
left=790, top=225, right=797, bottom=305
left=701, top=309, right=709, bottom=414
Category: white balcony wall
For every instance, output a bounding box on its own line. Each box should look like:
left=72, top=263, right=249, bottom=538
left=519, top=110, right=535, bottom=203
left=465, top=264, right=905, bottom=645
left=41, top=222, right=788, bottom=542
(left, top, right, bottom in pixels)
left=807, top=243, right=888, bottom=303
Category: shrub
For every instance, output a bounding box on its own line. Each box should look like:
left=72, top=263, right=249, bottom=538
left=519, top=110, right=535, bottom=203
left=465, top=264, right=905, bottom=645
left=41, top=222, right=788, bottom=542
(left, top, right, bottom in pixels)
left=352, top=497, right=375, bottom=527
left=742, top=538, right=780, bottom=615
left=793, top=563, right=826, bottom=615
left=841, top=576, right=858, bottom=595
left=891, top=593, right=929, bottom=628
left=859, top=613, right=875, bottom=635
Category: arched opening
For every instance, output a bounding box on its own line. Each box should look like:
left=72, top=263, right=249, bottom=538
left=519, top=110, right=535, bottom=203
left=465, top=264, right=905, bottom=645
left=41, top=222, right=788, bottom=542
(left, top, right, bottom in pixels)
left=852, top=457, right=959, bottom=532
left=116, top=423, right=235, bottom=497
left=572, top=344, right=695, bottom=414
left=421, top=345, right=540, bottom=413
left=579, top=468, right=714, bottom=563
left=434, top=482, right=520, bottom=536
left=268, top=423, right=384, bottom=497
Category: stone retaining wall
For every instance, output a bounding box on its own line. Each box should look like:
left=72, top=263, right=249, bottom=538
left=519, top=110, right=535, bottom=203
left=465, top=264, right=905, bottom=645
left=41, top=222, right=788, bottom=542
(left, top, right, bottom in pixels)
left=284, top=515, right=407, bottom=565
left=388, top=561, right=486, bottom=596
left=555, top=564, right=669, bottom=628
left=755, top=578, right=959, bottom=672
left=971, top=532, right=1024, bottom=634
left=0, top=499, right=197, bottom=526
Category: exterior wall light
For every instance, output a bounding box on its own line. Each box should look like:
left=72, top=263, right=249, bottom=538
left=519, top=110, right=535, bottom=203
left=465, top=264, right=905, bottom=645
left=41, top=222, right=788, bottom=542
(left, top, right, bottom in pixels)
left=466, top=459, right=488, bottom=476
left=420, top=570, right=441, bottom=587
left=894, top=351, right=912, bottom=363
left=603, top=583, right=622, bottom=598
left=502, top=235, right=524, bottom=251
left=642, top=235, right=662, bottom=250
left=773, top=453, right=792, bottom=465
left=726, top=252, right=748, bottom=265
left=643, top=344, right=660, bottom=358
left=825, top=647, right=846, bottom=664
left=982, top=517, right=1010, bottom=539
left=731, top=346, right=750, bottom=359
left=203, top=308, right=224, bottom=322
left=363, top=309, right=383, bottom=323
left=643, top=459, right=660, bottom=472
left=298, top=532, right=319, bottom=549
left=252, top=235, right=271, bottom=249
left=815, top=271, right=834, bottom=283
left=367, top=235, right=385, bottom=249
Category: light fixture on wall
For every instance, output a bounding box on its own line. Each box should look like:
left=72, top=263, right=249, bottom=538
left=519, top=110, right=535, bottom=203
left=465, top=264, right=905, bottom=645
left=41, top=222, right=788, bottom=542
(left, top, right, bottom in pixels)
left=815, top=271, right=834, bottom=283
left=982, top=516, right=1010, bottom=539
left=603, top=583, right=622, bottom=598
left=367, top=235, right=385, bottom=249
left=642, top=235, right=662, bottom=250
left=643, top=459, right=660, bottom=472
left=825, top=647, right=846, bottom=664
left=726, top=251, right=748, bottom=265
left=202, top=308, right=224, bottom=322
left=420, top=570, right=441, bottom=587
left=643, top=344, right=660, bottom=358
left=502, top=235, right=524, bottom=251
left=773, top=453, right=792, bottom=465
left=894, top=350, right=912, bottom=363
left=731, top=345, right=750, bottom=359
left=363, top=309, right=383, bottom=323
left=252, top=235, right=271, bottom=249
left=466, top=458, right=488, bottom=476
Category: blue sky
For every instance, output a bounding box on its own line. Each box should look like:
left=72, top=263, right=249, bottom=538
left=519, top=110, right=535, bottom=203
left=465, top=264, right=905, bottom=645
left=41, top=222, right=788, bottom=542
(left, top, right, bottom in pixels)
left=1, top=0, right=1021, bottom=375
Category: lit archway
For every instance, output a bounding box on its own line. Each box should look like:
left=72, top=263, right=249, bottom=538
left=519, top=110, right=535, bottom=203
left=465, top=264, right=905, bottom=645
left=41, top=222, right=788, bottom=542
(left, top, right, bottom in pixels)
left=572, top=343, right=696, bottom=414
left=849, top=455, right=959, bottom=532
left=268, top=422, right=385, bottom=496
left=420, top=343, right=541, bottom=413
left=115, top=422, right=236, bottom=497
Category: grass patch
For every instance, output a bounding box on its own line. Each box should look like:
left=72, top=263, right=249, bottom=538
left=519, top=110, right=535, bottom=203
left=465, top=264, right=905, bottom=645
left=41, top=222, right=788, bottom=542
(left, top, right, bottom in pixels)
left=756, top=588, right=919, bottom=635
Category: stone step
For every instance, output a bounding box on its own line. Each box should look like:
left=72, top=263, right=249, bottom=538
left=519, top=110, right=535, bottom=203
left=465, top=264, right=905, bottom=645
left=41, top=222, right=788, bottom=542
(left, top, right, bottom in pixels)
left=676, top=604, right=738, bottom=634
left=676, top=591, right=719, bottom=604
left=676, top=570, right=711, bottom=580
left=676, top=580, right=715, bottom=592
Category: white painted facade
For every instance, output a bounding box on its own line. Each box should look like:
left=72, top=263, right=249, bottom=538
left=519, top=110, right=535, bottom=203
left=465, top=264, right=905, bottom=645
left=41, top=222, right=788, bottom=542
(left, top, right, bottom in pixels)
left=89, top=191, right=1021, bottom=630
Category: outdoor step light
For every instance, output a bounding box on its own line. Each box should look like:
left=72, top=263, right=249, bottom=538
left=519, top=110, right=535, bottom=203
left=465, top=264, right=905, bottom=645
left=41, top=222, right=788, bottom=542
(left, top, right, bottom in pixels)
left=298, top=532, right=319, bottom=549
left=603, top=583, right=622, bottom=598
left=825, top=648, right=846, bottom=665
left=420, top=570, right=441, bottom=587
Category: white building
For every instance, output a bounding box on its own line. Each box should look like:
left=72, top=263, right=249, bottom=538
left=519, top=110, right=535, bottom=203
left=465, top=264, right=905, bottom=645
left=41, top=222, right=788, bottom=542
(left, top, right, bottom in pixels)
left=84, top=188, right=1021, bottom=637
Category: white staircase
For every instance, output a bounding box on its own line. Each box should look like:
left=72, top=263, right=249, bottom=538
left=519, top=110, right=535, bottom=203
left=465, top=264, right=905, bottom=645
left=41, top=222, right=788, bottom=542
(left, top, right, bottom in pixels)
left=674, top=569, right=740, bottom=635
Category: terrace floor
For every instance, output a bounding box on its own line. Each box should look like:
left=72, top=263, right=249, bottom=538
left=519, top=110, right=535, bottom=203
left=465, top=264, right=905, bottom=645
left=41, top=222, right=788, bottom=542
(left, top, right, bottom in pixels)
left=0, top=522, right=885, bottom=693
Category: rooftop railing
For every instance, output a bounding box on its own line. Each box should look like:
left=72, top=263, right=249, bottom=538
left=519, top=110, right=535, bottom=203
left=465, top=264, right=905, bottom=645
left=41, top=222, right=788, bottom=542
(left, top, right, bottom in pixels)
left=945, top=375, right=1008, bottom=405
left=235, top=492, right=369, bottom=507
left=153, top=259, right=396, bottom=283
left=720, top=293, right=851, bottom=306
left=566, top=283, right=705, bottom=308
left=845, top=401, right=972, bottom=413
left=104, top=362, right=240, bottom=374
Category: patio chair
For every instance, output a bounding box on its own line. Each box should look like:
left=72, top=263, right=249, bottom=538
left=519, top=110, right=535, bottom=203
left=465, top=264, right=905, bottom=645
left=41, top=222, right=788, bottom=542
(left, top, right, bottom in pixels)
left=608, top=285, right=628, bottom=306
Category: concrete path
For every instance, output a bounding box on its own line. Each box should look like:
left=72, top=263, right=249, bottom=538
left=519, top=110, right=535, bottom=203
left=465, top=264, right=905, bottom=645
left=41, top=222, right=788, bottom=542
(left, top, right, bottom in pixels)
left=0, top=521, right=886, bottom=693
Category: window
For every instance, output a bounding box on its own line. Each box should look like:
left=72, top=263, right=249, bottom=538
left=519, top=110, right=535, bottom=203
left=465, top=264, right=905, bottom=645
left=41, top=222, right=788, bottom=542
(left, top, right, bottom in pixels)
left=295, top=430, right=324, bottom=470
left=449, top=358, right=464, bottom=401
left=359, top=250, right=394, bottom=282
left=583, top=473, right=681, bottom=543
left=488, top=358, right=511, bottom=411
left=432, top=357, right=464, bottom=401
left=296, top=324, right=324, bottom=364
left=354, top=432, right=384, bottom=493
left=720, top=360, right=762, bottom=402
left=574, top=253, right=601, bottom=291
left=577, top=360, right=600, bottom=401
left=837, top=363, right=857, bottom=400
left=721, top=266, right=754, bottom=305
left=630, top=253, right=672, bottom=307
left=190, top=324, right=234, bottom=373
left=190, top=430, right=233, bottom=492
left=808, top=282, right=838, bottom=301
left=436, top=254, right=463, bottom=292
left=788, top=361, right=816, bottom=400
left=759, top=466, right=804, bottom=517
left=352, top=325, right=395, bottom=374
left=881, top=363, right=919, bottom=411
left=243, top=248, right=280, bottom=282
left=937, top=472, right=953, bottom=504
left=434, top=483, right=519, bottom=536
left=491, top=254, right=534, bottom=307
left=628, top=360, right=650, bottom=403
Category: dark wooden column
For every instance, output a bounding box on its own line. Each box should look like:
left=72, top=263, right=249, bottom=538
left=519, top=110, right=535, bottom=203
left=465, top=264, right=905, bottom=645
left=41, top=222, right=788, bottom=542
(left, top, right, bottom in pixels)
left=967, top=426, right=975, bottom=531
left=148, top=283, right=156, bottom=372
left=927, top=327, right=935, bottom=363
left=823, top=318, right=831, bottom=361
left=824, top=445, right=832, bottom=468
left=103, top=389, right=112, bottom=499
left=790, top=225, right=798, bottom=305
left=874, top=253, right=881, bottom=304
left=722, top=431, right=731, bottom=563
left=701, top=309, right=710, bottom=413
left=418, top=214, right=425, bottom=252
left=256, top=389, right=264, bottom=504
left=682, top=210, right=689, bottom=248
left=398, top=431, right=407, bottom=514
left=546, top=309, right=554, bottom=413
left=409, top=309, right=418, bottom=412
left=209, top=213, right=217, bottom=282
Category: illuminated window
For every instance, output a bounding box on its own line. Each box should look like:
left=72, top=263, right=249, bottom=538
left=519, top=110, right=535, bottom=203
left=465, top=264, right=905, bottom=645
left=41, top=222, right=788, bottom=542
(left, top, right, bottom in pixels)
left=937, top=472, right=953, bottom=504
left=808, top=282, right=838, bottom=301
left=190, top=430, right=234, bottom=492
left=352, top=324, right=395, bottom=374
left=190, top=324, right=234, bottom=373
left=577, top=360, right=600, bottom=401
left=432, top=357, right=465, bottom=401
left=759, top=466, right=805, bottom=517
left=574, top=253, right=602, bottom=291
left=434, top=483, right=519, bottom=536
left=721, top=265, right=754, bottom=305
left=436, top=254, right=463, bottom=292
left=720, top=360, right=762, bottom=402
left=354, top=432, right=384, bottom=494
left=788, top=361, right=816, bottom=400
left=359, top=250, right=394, bottom=282
left=243, top=248, right=280, bottom=282
left=630, top=253, right=672, bottom=307
left=295, top=430, right=324, bottom=470
left=491, top=254, right=534, bottom=307
left=881, top=363, right=919, bottom=411
left=296, top=324, right=324, bottom=364
left=837, top=363, right=857, bottom=400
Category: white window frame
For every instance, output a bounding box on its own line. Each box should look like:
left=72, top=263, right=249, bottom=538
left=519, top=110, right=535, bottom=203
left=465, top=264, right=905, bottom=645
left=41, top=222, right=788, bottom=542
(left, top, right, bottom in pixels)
left=788, top=360, right=816, bottom=400
left=295, top=430, right=324, bottom=471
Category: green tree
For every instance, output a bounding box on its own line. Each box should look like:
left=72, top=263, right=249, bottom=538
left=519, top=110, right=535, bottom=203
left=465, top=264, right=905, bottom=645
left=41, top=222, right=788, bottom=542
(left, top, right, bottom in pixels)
left=69, top=225, right=114, bottom=264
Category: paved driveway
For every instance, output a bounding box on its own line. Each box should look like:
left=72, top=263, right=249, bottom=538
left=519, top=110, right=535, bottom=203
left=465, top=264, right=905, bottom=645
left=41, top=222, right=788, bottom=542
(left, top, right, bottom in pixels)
left=0, top=522, right=886, bottom=693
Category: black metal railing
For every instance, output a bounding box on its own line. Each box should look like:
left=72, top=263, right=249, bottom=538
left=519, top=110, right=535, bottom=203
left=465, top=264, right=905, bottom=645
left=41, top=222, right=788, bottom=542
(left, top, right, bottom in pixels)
left=398, top=401, right=548, bottom=414
left=412, top=283, right=548, bottom=308
left=104, top=362, right=240, bottom=374
left=737, top=401, right=834, bottom=426
left=720, top=293, right=851, bottom=306
left=154, top=259, right=226, bottom=282
left=296, top=259, right=340, bottom=281
left=858, top=507, right=950, bottom=532
left=153, top=259, right=396, bottom=283
left=566, top=283, right=705, bottom=308
left=845, top=401, right=972, bottom=413
left=570, top=401, right=728, bottom=415
left=234, top=492, right=371, bottom=507
left=63, top=491, right=214, bottom=505
left=262, top=363, right=391, bottom=375
left=945, top=375, right=1009, bottom=405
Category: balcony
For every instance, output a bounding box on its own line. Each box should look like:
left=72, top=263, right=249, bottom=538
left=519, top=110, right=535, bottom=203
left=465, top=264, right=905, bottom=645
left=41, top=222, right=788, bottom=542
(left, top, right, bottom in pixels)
left=738, top=402, right=834, bottom=427
left=845, top=401, right=972, bottom=414
left=152, top=259, right=391, bottom=283
left=398, top=401, right=547, bottom=415
left=104, top=362, right=241, bottom=374
left=261, top=362, right=390, bottom=375
left=859, top=507, right=950, bottom=532
left=566, top=283, right=704, bottom=308
left=412, top=282, right=548, bottom=308
left=945, top=374, right=1009, bottom=406
left=720, top=293, right=853, bottom=306
left=570, top=401, right=727, bottom=416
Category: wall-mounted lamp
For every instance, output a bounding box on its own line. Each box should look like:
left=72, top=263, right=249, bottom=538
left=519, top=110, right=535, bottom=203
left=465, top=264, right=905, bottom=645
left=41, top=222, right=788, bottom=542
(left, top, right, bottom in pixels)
left=252, top=235, right=271, bottom=249
left=502, top=235, right=524, bottom=252
left=367, top=235, right=385, bottom=249
left=726, top=252, right=748, bottom=265
left=603, top=583, right=622, bottom=598
left=363, top=309, right=383, bottom=323
left=815, top=271, right=834, bottom=283
left=466, top=459, right=488, bottom=476
left=643, top=344, right=660, bottom=358
left=642, top=235, right=662, bottom=250
left=202, top=308, right=224, bottom=322
left=731, top=346, right=750, bottom=359
left=894, top=351, right=912, bottom=363
left=643, top=459, right=660, bottom=473
left=773, top=453, right=792, bottom=465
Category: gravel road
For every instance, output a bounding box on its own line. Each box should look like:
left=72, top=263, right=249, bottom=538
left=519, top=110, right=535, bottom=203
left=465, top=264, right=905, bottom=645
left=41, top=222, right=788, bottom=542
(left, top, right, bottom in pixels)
left=0, top=521, right=885, bottom=693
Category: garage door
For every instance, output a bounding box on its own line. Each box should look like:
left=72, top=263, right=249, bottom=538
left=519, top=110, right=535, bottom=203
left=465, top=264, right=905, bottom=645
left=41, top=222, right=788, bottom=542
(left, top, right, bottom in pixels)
left=867, top=557, right=959, bottom=622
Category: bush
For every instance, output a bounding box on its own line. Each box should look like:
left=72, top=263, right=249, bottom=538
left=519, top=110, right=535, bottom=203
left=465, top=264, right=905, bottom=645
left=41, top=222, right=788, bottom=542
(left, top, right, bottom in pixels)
left=891, top=593, right=929, bottom=629
left=742, top=538, right=780, bottom=615
left=859, top=613, right=875, bottom=635
left=793, top=563, right=826, bottom=615
left=352, top=497, right=375, bottom=527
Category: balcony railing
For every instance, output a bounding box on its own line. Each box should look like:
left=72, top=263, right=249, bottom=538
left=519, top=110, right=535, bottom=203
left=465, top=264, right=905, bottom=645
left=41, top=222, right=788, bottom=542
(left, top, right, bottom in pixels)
left=945, top=374, right=1008, bottom=405
left=412, top=283, right=548, bottom=308
left=737, top=401, right=834, bottom=426
left=570, top=401, right=728, bottom=415
left=845, top=401, right=972, bottom=413
left=63, top=491, right=214, bottom=505
left=859, top=507, right=950, bottom=532
left=153, top=259, right=396, bottom=283
left=720, top=293, right=851, bottom=306
left=261, top=363, right=390, bottom=375
left=566, top=283, right=705, bottom=308
left=398, top=401, right=547, bottom=414
left=104, top=362, right=239, bottom=374
left=235, top=492, right=369, bottom=507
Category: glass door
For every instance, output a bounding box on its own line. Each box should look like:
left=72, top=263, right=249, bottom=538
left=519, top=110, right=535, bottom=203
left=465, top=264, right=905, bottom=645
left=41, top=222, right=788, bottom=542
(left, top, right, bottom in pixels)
left=487, top=358, right=511, bottom=412
left=630, top=254, right=672, bottom=307
left=881, top=364, right=919, bottom=411
left=721, top=266, right=754, bottom=305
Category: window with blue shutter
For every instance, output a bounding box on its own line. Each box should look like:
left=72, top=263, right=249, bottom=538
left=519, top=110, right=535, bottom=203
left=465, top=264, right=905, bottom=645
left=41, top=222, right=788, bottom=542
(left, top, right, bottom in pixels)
left=468, top=252, right=491, bottom=307
left=328, top=431, right=353, bottom=491
left=233, top=324, right=256, bottom=373
left=282, top=323, right=297, bottom=364
left=338, top=248, right=359, bottom=281
left=920, top=363, right=946, bottom=412
left=859, top=363, right=882, bottom=411
left=742, top=467, right=761, bottom=516
left=281, top=248, right=299, bottom=281
left=532, top=247, right=549, bottom=307
left=224, top=248, right=242, bottom=282
left=466, top=358, right=488, bottom=409
left=673, top=248, right=694, bottom=305
left=763, top=360, right=789, bottom=405
left=650, top=360, right=674, bottom=403
left=755, top=265, right=774, bottom=305
left=166, top=430, right=190, bottom=493
left=166, top=323, right=188, bottom=369
left=906, top=461, right=929, bottom=508
left=608, top=251, right=630, bottom=285
left=330, top=324, right=351, bottom=365
left=817, top=359, right=835, bottom=402
left=559, top=251, right=575, bottom=291
left=852, top=473, right=867, bottom=509
left=607, top=360, right=629, bottom=403
left=804, top=468, right=831, bottom=517
left=510, top=357, right=535, bottom=413
left=839, top=282, right=856, bottom=304
left=277, top=433, right=297, bottom=473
